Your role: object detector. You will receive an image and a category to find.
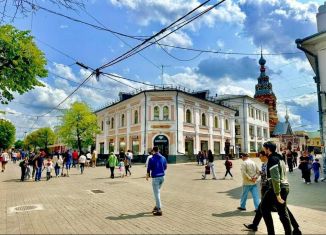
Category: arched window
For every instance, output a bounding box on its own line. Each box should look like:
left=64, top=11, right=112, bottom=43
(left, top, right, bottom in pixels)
left=111, top=117, right=114, bottom=129
left=134, top=110, right=139, bottom=124
left=163, top=106, right=169, bottom=120
left=121, top=114, right=125, bottom=127
left=201, top=113, right=206, bottom=126
left=186, top=109, right=192, bottom=123
left=154, top=106, right=160, bottom=120
left=225, top=119, right=229, bottom=130
left=214, top=116, right=219, bottom=128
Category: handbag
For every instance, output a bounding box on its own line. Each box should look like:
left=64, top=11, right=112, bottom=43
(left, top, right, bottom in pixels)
left=205, top=165, right=210, bottom=174
left=105, top=162, right=110, bottom=168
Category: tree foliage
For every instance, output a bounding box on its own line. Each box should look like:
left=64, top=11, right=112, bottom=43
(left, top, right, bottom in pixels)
left=24, top=127, right=56, bottom=151
left=0, top=119, right=16, bottom=150
left=0, top=24, right=47, bottom=104
left=14, top=139, right=24, bottom=149
left=58, top=102, right=100, bottom=153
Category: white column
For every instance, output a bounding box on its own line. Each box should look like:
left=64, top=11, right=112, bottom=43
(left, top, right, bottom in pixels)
left=104, top=114, right=109, bottom=154
left=230, top=118, right=236, bottom=154
left=221, top=115, right=225, bottom=154
left=194, top=105, right=200, bottom=153
left=115, top=113, right=119, bottom=153
left=126, top=106, right=131, bottom=151
left=208, top=111, right=213, bottom=152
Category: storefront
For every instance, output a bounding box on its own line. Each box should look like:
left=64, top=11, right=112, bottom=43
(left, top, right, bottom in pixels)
left=153, top=135, right=169, bottom=157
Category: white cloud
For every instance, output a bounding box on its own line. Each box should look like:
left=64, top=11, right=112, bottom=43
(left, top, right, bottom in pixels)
left=109, top=0, right=245, bottom=28
left=278, top=105, right=302, bottom=126
left=287, top=93, right=318, bottom=107
left=159, top=30, right=193, bottom=48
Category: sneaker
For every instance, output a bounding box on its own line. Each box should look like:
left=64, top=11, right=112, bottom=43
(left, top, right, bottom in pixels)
left=212, top=177, right=217, bottom=180
left=152, top=206, right=158, bottom=213
left=293, top=228, right=302, bottom=235
left=307, top=182, right=311, bottom=185
left=243, top=224, right=257, bottom=231
left=202, top=175, right=206, bottom=180
left=153, top=209, right=162, bottom=216
left=237, top=207, right=246, bottom=211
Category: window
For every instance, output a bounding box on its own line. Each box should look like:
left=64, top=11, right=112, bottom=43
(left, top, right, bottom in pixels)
left=121, top=114, right=125, bottom=127
left=100, top=142, right=104, bottom=154
left=214, top=116, right=219, bottom=128
left=111, top=117, right=114, bottom=129
left=235, top=125, right=241, bottom=135
left=109, top=142, right=114, bottom=153
left=249, top=125, right=255, bottom=137
left=132, top=140, right=139, bottom=154
left=214, top=141, right=220, bottom=154
left=101, top=121, right=104, bottom=131
left=257, top=127, right=262, bottom=138
left=163, top=106, right=169, bottom=120
left=186, top=109, right=192, bottom=123
left=134, top=110, right=139, bottom=124
left=154, top=106, right=160, bottom=120
left=225, top=119, right=229, bottom=130
left=250, top=142, right=256, bottom=152
left=201, top=113, right=206, bottom=126
left=263, top=128, right=268, bottom=138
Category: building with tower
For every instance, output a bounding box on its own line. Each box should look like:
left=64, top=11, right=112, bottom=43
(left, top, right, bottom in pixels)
left=254, top=52, right=279, bottom=135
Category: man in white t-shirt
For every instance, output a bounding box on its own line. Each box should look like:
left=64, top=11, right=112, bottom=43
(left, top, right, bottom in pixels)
left=1, top=150, right=9, bottom=172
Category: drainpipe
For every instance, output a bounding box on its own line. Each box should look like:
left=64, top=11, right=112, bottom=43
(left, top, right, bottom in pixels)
left=144, top=92, right=147, bottom=154
left=243, top=98, right=247, bottom=153
left=176, top=91, right=179, bottom=154
left=296, top=40, right=325, bottom=175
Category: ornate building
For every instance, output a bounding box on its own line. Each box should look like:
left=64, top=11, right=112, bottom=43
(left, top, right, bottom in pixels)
left=254, top=52, right=279, bottom=135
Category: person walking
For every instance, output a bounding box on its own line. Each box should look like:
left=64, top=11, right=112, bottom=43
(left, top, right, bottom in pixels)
left=91, top=150, right=97, bottom=167
left=299, top=151, right=311, bottom=184
left=312, top=158, right=321, bottom=183
left=146, top=146, right=167, bottom=216
left=223, top=155, right=233, bottom=179
left=64, top=150, right=72, bottom=176
left=196, top=151, right=201, bottom=165
left=45, top=157, right=53, bottom=181
left=35, top=150, right=46, bottom=182
left=145, top=150, right=153, bottom=168
left=79, top=152, right=87, bottom=174
left=19, top=157, right=29, bottom=182
left=286, top=150, right=294, bottom=173
left=243, top=150, right=302, bottom=234
left=72, top=150, right=79, bottom=168
left=124, top=155, right=132, bottom=176
left=1, top=150, right=9, bottom=172
left=237, top=153, right=260, bottom=211
left=107, top=152, right=118, bottom=179
left=202, top=150, right=217, bottom=180
left=261, top=141, right=296, bottom=235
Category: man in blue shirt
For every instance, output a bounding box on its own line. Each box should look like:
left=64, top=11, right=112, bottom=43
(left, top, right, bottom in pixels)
left=146, top=146, right=167, bottom=216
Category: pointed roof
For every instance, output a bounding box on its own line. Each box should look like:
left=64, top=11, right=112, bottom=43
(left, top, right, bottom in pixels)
left=254, top=50, right=275, bottom=97
left=273, top=122, right=293, bottom=136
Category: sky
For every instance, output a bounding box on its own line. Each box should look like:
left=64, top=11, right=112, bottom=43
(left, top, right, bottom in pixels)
left=0, top=0, right=324, bottom=139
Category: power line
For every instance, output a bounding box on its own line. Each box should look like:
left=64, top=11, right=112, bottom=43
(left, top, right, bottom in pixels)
left=24, top=0, right=148, bottom=40
left=82, top=8, right=161, bottom=71
left=97, top=0, right=221, bottom=70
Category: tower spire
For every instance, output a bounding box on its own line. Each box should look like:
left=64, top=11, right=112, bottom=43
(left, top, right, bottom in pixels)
left=285, top=106, right=289, bottom=123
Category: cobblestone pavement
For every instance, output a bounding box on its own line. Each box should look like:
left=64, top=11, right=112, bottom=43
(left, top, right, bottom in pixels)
left=0, top=158, right=325, bottom=234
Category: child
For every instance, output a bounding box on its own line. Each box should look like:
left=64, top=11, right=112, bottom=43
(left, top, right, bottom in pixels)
left=201, top=163, right=210, bottom=180
left=118, top=158, right=125, bottom=178
left=312, top=158, right=321, bottom=183
left=45, top=158, right=53, bottom=181
left=223, top=156, right=233, bottom=179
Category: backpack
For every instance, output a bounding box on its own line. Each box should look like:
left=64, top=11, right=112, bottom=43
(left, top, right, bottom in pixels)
left=226, top=160, right=232, bottom=168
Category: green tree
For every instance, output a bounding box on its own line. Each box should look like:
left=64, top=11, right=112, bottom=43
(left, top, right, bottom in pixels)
left=0, top=119, right=15, bottom=150
left=0, top=25, right=47, bottom=104
left=14, top=139, right=24, bottom=149
left=24, top=127, right=56, bottom=152
left=58, top=102, right=100, bottom=153
left=35, top=127, right=56, bottom=151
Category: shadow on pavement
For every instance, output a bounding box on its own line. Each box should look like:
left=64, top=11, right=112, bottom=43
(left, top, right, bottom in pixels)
left=217, top=186, right=244, bottom=200
left=106, top=212, right=153, bottom=220
left=212, top=210, right=255, bottom=218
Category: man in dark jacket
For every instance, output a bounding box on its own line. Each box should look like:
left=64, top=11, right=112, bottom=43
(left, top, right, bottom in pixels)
left=146, top=146, right=167, bottom=216
left=261, top=141, right=300, bottom=235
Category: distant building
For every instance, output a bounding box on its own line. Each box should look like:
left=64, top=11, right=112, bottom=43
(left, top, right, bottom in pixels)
left=215, top=95, right=270, bottom=154
left=306, top=131, right=322, bottom=153
left=254, top=52, right=279, bottom=135
left=95, top=88, right=236, bottom=162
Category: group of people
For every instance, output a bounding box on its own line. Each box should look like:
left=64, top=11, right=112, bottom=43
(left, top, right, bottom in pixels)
left=106, top=150, right=133, bottom=179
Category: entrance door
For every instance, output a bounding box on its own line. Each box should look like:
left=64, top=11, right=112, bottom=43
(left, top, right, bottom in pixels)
left=185, top=140, right=194, bottom=155
left=153, top=135, right=169, bottom=157
left=201, top=141, right=208, bottom=151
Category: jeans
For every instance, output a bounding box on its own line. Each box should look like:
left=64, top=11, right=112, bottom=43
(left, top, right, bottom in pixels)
left=261, top=188, right=292, bottom=235
left=152, top=176, right=164, bottom=209
left=314, top=171, right=320, bottom=182
left=35, top=167, right=42, bottom=181
left=54, top=164, right=60, bottom=176
left=240, top=184, right=260, bottom=209
left=80, top=163, right=85, bottom=174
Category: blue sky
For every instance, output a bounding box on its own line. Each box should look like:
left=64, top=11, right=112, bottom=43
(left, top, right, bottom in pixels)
left=0, top=0, right=323, bottom=138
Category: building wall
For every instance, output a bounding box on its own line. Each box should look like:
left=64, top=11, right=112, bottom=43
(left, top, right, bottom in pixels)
left=222, top=97, right=270, bottom=153
left=95, top=90, right=236, bottom=156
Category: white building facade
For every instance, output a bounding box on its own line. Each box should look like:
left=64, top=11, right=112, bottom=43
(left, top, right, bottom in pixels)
left=216, top=95, right=270, bottom=153
left=296, top=2, right=326, bottom=176
left=95, top=89, right=236, bottom=160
